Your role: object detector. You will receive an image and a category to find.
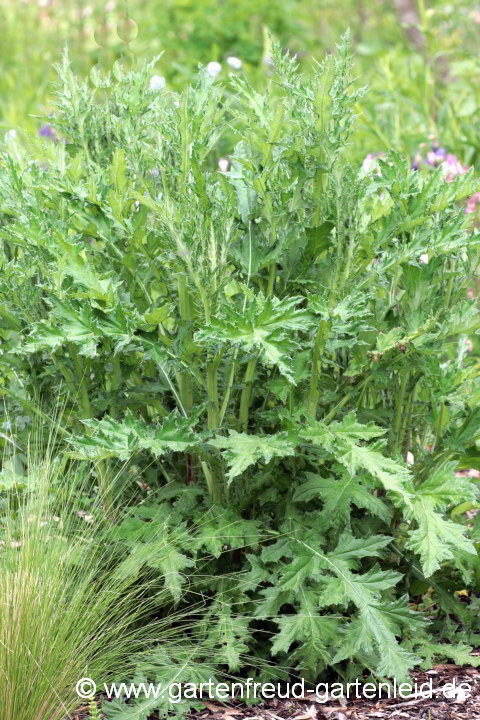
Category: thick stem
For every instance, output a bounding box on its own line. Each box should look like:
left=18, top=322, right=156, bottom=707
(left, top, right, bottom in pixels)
left=330, top=179, right=344, bottom=307
left=96, top=459, right=115, bottom=520
left=201, top=460, right=222, bottom=504
left=341, top=232, right=355, bottom=286
left=70, top=344, right=115, bottom=516
left=239, top=358, right=258, bottom=431
left=204, top=355, right=223, bottom=502
left=219, top=354, right=237, bottom=428
left=207, top=360, right=219, bottom=431
left=434, top=403, right=448, bottom=451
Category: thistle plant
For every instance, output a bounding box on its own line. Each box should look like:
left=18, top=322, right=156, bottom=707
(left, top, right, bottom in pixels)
left=1, top=32, right=480, bottom=704
left=88, top=700, right=102, bottom=720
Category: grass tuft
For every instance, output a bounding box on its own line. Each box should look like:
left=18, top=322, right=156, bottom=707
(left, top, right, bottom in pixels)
left=0, top=452, right=188, bottom=720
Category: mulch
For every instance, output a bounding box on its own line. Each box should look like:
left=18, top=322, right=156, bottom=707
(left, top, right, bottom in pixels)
left=190, top=666, right=480, bottom=720
left=76, top=665, right=480, bottom=720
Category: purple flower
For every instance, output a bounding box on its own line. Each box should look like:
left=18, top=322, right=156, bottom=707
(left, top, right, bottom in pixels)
left=413, top=142, right=468, bottom=181
left=361, top=152, right=385, bottom=174
left=39, top=124, right=56, bottom=141
left=466, top=191, right=480, bottom=215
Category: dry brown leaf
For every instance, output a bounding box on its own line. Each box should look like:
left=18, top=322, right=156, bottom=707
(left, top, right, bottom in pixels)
left=294, top=707, right=317, bottom=720
left=203, top=703, right=229, bottom=714
left=452, top=687, right=468, bottom=704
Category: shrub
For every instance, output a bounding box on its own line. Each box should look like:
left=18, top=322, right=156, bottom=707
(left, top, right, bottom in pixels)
left=0, top=32, right=479, bottom=714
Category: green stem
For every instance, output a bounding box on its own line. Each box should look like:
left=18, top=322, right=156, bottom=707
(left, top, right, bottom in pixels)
left=207, top=358, right=220, bottom=431
left=69, top=344, right=91, bottom=420
left=323, top=385, right=360, bottom=424
left=205, top=352, right=223, bottom=501
left=239, top=358, right=258, bottom=431
left=434, top=402, right=448, bottom=451
left=201, top=460, right=222, bottom=504
left=109, top=353, right=122, bottom=419
left=96, top=459, right=115, bottom=520
left=330, top=177, right=344, bottom=306
left=69, top=344, right=115, bottom=516
left=399, top=384, right=415, bottom=460
left=391, top=367, right=409, bottom=456
left=267, top=261, right=276, bottom=298
left=341, top=231, right=355, bottom=286
left=177, top=275, right=193, bottom=416
left=444, top=259, right=456, bottom=310
left=307, top=321, right=327, bottom=418
left=220, top=222, right=253, bottom=428
left=219, top=355, right=237, bottom=428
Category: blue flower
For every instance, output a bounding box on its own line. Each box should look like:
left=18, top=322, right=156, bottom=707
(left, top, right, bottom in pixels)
left=39, top=124, right=56, bottom=141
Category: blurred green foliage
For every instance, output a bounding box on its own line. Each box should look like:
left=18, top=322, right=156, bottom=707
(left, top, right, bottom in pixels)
left=0, top=0, right=479, bottom=167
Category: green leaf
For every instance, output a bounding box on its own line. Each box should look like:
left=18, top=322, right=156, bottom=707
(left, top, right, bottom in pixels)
left=111, top=148, right=127, bottom=193
left=339, top=443, right=412, bottom=503
left=295, top=537, right=423, bottom=680
left=209, top=430, right=295, bottom=483
left=202, top=598, right=250, bottom=671
left=70, top=410, right=198, bottom=460
left=300, top=416, right=412, bottom=503
left=416, top=642, right=480, bottom=669
left=376, top=328, right=403, bottom=353
left=406, top=497, right=477, bottom=577
left=271, top=591, right=338, bottom=678
left=293, top=471, right=391, bottom=525
left=196, top=294, right=312, bottom=382
left=300, top=413, right=386, bottom=452
left=327, top=533, right=394, bottom=562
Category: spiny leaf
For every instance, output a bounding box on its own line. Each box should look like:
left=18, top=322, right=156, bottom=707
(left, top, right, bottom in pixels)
left=70, top=410, right=198, bottom=460
left=406, top=497, right=477, bottom=577
left=209, top=430, right=295, bottom=483
left=196, top=294, right=312, bottom=382
left=293, top=471, right=391, bottom=525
